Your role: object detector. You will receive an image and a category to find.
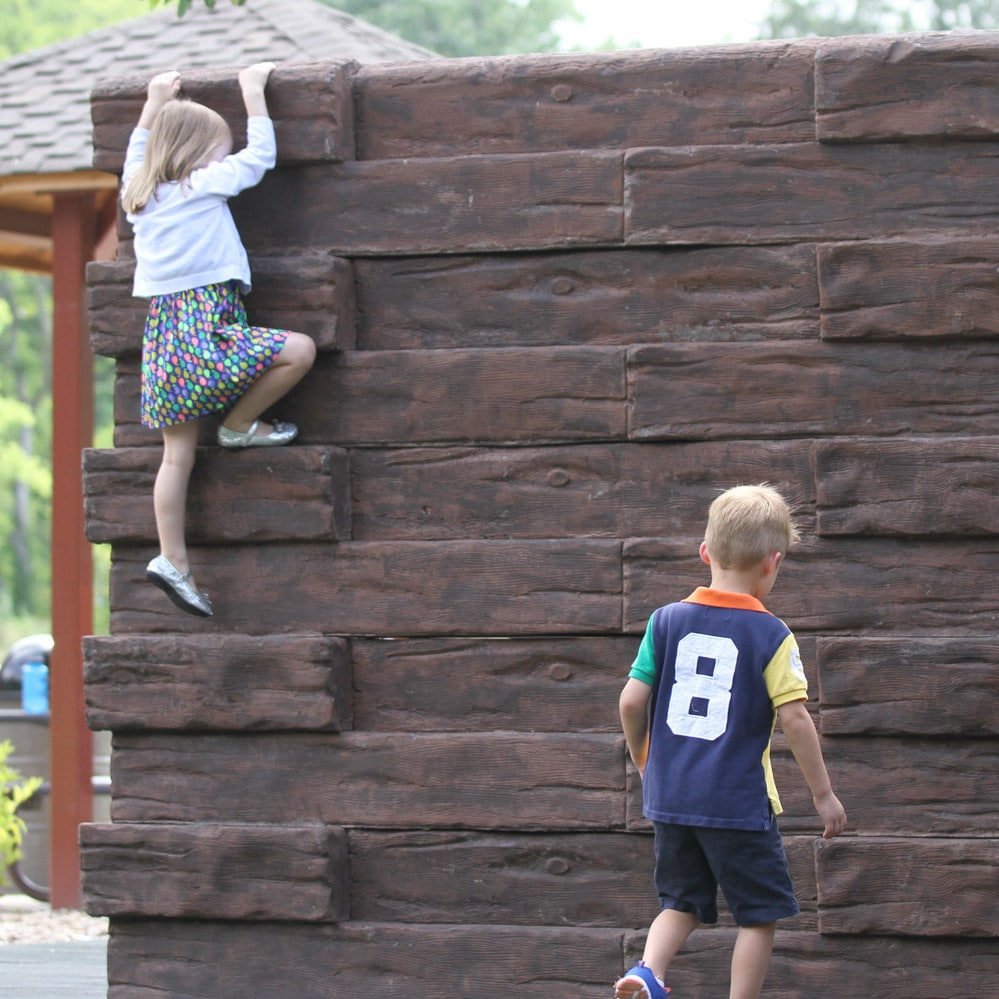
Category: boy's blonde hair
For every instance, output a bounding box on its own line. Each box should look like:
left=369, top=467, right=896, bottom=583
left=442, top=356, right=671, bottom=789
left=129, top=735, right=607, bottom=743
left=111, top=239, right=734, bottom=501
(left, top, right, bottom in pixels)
left=704, top=484, right=800, bottom=570
left=122, top=99, right=232, bottom=214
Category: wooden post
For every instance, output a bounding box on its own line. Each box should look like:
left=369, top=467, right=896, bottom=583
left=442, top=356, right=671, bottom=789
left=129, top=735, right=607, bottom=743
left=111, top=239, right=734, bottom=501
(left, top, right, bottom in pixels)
left=48, top=192, right=95, bottom=909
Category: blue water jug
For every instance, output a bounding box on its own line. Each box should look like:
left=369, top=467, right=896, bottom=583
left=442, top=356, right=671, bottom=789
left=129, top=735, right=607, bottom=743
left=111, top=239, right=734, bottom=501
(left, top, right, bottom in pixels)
left=21, top=661, right=49, bottom=715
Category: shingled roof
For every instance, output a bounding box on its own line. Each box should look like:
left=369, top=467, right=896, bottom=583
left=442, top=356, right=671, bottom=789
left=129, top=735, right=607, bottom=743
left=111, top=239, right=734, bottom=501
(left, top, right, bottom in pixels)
left=0, top=0, right=435, bottom=271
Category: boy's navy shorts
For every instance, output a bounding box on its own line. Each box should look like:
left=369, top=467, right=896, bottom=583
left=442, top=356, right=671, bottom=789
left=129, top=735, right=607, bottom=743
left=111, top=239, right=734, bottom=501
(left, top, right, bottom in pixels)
left=651, top=815, right=800, bottom=926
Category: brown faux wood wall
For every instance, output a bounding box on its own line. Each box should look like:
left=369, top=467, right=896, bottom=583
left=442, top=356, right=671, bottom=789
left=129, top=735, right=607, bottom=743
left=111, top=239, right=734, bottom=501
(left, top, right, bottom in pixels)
left=82, top=33, right=999, bottom=998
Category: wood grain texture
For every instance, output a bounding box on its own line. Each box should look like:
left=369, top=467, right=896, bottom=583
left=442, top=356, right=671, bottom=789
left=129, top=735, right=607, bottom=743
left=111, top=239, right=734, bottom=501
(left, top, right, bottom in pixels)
left=814, top=740, right=999, bottom=838
left=106, top=920, right=621, bottom=999
left=83, top=633, right=351, bottom=732
left=816, top=636, right=999, bottom=736
left=83, top=446, right=350, bottom=544
left=231, top=152, right=624, bottom=256
left=817, top=238, right=999, bottom=341
left=816, top=837, right=999, bottom=936
left=815, top=437, right=999, bottom=536
left=353, top=45, right=818, bottom=159
left=352, top=636, right=630, bottom=732
left=624, top=141, right=999, bottom=245
left=628, top=340, right=999, bottom=440
left=349, top=830, right=653, bottom=927
left=108, top=732, right=624, bottom=829
left=349, top=440, right=814, bottom=541
left=353, top=246, right=818, bottom=350
left=109, top=540, right=622, bottom=636
left=82, top=822, right=349, bottom=921
left=815, top=32, right=999, bottom=142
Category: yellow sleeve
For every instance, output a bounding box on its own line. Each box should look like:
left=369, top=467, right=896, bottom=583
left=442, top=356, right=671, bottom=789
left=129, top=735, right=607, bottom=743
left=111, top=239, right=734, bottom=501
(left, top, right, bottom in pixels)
left=763, top=633, right=809, bottom=708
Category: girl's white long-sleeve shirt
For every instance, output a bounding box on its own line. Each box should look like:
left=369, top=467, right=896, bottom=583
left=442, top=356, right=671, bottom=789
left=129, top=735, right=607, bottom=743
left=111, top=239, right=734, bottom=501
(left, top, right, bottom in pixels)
left=122, top=116, right=276, bottom=298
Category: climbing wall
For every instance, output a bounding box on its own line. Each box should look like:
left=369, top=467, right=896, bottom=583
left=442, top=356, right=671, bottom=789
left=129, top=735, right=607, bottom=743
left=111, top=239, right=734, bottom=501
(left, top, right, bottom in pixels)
left=82, top=34, right=999, bottom=997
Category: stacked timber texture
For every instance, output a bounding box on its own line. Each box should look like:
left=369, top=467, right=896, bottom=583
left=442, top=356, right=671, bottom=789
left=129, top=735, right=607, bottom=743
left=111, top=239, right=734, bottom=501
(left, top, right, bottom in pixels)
left=83, top=35, right=999, bottom=997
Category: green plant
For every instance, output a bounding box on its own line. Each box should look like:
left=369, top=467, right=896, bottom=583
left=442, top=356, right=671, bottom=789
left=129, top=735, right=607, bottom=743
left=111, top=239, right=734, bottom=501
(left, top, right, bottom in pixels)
left=0, top=739, right=43, bottom=885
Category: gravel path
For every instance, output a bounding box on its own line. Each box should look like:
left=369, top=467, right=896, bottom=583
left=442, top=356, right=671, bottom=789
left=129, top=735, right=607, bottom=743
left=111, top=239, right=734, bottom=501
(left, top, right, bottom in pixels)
left=0, top=893, right=108, bottom=945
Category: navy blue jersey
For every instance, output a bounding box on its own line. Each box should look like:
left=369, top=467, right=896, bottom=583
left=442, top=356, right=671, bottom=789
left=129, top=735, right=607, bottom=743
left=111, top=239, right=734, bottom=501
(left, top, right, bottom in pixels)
left=630, top=587, right=808, bottom=831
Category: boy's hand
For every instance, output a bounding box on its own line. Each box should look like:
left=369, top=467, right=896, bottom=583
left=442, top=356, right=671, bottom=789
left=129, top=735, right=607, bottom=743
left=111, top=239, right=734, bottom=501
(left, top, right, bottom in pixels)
left=238, top=62, right=276, bottom=94
left=814, top=789, right=847, bottom=839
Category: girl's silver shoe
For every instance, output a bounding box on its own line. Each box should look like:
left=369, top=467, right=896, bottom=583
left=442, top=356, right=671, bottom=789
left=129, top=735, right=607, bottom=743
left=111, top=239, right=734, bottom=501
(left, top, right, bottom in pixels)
left=146, top=555, right=213, bottom=617
left=217, top=419, right=298, bottom=449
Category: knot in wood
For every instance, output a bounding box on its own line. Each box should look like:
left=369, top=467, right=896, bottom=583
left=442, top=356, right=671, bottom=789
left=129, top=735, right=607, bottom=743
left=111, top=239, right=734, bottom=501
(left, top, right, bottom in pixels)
left=545, top=857, right=571, bottom=875
left=549, top=663, right=573, bottom=681
left=547, top=468, right=571, bottom=487
left=551, top=276, right=574, bottom=295
left=550, top=84, right=573, bottom=102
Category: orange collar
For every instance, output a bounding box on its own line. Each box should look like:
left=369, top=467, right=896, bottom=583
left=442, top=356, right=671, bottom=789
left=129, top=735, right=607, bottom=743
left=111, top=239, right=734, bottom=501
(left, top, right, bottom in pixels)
left=683, top=586, right=772, bottom=615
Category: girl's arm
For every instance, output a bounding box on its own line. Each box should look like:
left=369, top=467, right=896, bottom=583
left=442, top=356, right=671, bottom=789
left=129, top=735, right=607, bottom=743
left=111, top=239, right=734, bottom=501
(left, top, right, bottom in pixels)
left=189, top=64, right=277, bottom=198
left=239, top=62, right=276, bottom=119
left=137, top=70, right=181, bottom=129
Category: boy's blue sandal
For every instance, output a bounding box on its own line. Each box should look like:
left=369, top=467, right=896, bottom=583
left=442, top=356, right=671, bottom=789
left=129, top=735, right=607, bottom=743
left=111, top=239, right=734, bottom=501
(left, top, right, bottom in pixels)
left=614, top=962, right=671, bottom=999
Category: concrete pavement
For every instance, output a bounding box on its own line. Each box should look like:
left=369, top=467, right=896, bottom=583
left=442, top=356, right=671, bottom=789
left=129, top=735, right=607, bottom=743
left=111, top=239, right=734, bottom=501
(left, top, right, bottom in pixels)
left=0, top=893, right=107, bottom=998
left=0, top=938, right=107, bottom=997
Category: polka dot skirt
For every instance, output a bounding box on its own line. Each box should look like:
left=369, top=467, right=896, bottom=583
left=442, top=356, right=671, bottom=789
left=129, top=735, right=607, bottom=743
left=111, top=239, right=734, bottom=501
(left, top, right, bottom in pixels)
left=140, top=281, right=288, bottom=428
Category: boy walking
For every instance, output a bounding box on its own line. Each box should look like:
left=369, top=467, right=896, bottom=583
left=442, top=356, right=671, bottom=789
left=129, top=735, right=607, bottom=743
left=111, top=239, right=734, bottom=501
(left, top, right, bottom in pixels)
left=616, top=484, right=846, bottom=999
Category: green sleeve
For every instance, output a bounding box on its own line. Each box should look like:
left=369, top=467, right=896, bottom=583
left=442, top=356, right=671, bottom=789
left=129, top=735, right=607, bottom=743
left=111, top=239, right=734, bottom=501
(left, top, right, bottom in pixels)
left=628, top=615, right=658, bottom=686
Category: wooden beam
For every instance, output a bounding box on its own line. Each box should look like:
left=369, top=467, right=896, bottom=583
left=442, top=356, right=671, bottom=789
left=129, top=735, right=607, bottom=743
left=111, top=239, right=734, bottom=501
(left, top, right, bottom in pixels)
left=0, top=205, right=51, bottom=239
left=0, top=170, right=118, bottom=196
left=49, top=191, right=95, bottom=909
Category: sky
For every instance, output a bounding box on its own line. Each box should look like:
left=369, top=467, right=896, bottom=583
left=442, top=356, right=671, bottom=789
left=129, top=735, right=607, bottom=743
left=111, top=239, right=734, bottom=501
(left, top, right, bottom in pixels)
left=559, top=0, right=775, bottom=51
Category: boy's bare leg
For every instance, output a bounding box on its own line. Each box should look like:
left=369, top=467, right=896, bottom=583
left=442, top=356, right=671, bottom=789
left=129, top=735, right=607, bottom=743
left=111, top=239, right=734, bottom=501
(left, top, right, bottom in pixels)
left=631, top=909, right=699, bottom=986
left=729, top=922, right=776, bottom=999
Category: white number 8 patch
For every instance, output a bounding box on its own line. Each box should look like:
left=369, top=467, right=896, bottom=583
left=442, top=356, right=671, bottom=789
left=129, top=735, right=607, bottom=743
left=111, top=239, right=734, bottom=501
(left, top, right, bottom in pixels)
left=666, top=632, right=738, bottom=741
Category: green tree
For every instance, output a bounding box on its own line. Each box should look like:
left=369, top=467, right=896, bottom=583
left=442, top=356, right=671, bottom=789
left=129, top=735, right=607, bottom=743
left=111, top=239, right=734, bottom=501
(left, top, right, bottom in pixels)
left=759, top=0, right=911, bottom=38
left=924, top=0, right=999, bottom=29
left=148, top=0, right=581, bottom=57
left=0, top=0, right=143, bottom=58
left=0, top=274, right=53, bottom=617
left=759, top=0, right=999, bottom=38
left=317, top=0, right=580, bottom=56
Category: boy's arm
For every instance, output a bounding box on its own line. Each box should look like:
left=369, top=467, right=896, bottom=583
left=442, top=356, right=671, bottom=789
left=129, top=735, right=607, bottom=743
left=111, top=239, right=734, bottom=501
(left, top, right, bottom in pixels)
left=777, top=699, right=847, bottom=839
left=239, top=62, right=276, bottom=118
left=619, top=677, right=653, bottom=777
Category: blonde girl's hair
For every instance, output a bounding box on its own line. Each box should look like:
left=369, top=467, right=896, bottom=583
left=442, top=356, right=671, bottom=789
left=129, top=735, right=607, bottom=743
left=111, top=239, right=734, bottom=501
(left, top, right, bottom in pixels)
left=121, top=99, right=232, bottom=213
left=704, top=484, right=800, bottom=570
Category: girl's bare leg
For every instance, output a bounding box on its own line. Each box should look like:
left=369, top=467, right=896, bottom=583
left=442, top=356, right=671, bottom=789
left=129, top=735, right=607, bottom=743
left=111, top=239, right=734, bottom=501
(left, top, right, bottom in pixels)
left=154, top=418, right=200, bottom=574
left=220, top=332, right=316, bottom=435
